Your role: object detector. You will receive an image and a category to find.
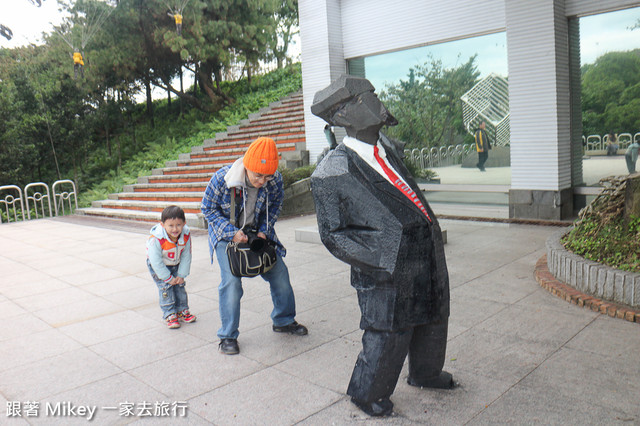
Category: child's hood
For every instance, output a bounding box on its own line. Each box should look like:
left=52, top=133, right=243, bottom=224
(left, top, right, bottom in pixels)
left=149, top=222, right=191, bottom=243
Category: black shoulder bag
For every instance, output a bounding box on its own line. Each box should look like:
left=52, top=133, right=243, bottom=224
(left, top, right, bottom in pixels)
left=226, top=187, right=278, bottom=277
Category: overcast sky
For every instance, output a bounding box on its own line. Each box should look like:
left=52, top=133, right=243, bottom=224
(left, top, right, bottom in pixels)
left=2, top=1, right=639, bottom=89
left=1, top=0, right=64, bottom=49
left=365, top=6, right=640, bottom=91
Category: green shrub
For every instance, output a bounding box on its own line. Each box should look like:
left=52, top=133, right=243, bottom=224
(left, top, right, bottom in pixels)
left=562, top=215, right=640, bottom=273
left=279, top=165, right=316, bottom=189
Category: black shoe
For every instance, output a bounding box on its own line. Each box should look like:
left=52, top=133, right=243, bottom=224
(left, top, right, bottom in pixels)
left=408, top=371, right=456, bottom=389
left=351, top=397, right=393, bottom=417
left=272, top=321, right=308, bottom=335
left=218, top=338, right=239, bottom=355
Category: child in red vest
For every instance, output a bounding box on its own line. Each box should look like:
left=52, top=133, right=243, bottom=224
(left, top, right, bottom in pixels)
left=146, top=206, right=196, bottom=328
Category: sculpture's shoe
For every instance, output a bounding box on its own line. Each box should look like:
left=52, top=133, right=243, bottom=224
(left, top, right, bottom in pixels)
left=350, top=397, right=393, bottom=417
left=407, top=371, right=456, bottom=389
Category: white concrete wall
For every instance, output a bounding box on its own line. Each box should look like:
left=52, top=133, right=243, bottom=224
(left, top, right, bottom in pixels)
left=299, top=0, right=346, bottom=164
left=299, top=0, right=640, bottom=189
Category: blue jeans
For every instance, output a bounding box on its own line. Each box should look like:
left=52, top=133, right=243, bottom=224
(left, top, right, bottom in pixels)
left=147, top=260, right=189, bottom=319
left=215, top=241, right=296, bottom=339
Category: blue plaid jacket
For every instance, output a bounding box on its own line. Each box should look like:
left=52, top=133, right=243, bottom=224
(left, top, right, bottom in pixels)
left=200, top=165, right=286, bottom=261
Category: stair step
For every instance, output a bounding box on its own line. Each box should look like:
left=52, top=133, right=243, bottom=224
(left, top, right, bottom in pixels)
left=85, top=89, right=305, bottom=228
left=94, top=199, right=202, bottom=214
left=196, top=141, right=299, bottom=158
left=131, top=182, right=209, bottom=193
left=113, top=192, right=204, bottom=202
left=77, top=207, right=205, bottom=229
left=146, top=173, right=213, bottom=184
left=160, top=164, right=224, bottom=175
left=214, top=129, right=305, bottom=146
left=179, top=146, right=297, bottom=167
left=204, top=136, right=303, bottom=151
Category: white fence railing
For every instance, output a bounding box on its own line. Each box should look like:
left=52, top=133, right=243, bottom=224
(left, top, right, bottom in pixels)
left=584, top=132, right=638, bottom=152
left=1, top=180, right=78, bottom=224
left=404, top=144, right=474, bottom=169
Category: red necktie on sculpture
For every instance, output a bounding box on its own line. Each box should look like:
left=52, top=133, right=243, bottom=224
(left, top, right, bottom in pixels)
left=373, top=145, right=432, bottom=222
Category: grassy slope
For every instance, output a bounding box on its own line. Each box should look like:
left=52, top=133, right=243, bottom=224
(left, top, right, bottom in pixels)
left=78, top=64, right=302, bottom=207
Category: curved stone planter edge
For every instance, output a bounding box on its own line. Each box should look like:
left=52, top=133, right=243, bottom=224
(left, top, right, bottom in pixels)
left=544, top=226, right=640, bottom=315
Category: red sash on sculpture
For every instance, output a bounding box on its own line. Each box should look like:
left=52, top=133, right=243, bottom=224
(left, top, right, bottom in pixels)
left=373, top=145, right=431, bottom=222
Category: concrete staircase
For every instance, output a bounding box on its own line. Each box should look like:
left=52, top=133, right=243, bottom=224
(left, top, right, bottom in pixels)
left=77, top=91, right=307, bottom=229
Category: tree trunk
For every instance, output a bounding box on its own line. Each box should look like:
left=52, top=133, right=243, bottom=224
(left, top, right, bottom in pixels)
left=179, top=67, right=184, bottom=116
left=145, top=78, right=154, bottom=127
left=116, top=134, right=122, bottom=169
left=45, top=119, right=61, bottom=181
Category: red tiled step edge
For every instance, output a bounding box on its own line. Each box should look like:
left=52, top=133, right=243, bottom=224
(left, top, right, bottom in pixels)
left=535, top=254, right=640, bottom=324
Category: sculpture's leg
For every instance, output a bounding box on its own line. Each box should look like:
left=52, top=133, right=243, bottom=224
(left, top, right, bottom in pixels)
left=407, top=319, right=455, bottom=389
left=347, top=328, right=412, bottom=416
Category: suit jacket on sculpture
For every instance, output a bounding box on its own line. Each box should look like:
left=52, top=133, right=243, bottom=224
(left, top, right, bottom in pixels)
left=311, top=138, right=450, bottom=331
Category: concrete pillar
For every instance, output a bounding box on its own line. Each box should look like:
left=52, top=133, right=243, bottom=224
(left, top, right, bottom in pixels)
left=299, top=0, right=347, bottom=164
left=505, top=0, right=575, bottom=220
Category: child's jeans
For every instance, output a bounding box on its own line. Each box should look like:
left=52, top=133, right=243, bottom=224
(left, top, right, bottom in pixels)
left=147, top=260, right=189, bottom=319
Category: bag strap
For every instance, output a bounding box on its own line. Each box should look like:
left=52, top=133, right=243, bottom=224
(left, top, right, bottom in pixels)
left=230, top=187, right=237, bottom=227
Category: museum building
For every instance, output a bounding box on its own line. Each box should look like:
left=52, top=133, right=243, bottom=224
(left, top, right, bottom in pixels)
left=298, top=0, right=640, bottom=220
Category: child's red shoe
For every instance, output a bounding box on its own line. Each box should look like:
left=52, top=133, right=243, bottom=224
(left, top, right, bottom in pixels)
left=178, top=309, right=196, bottom=323
left=166, top=313, right=181, bottom=329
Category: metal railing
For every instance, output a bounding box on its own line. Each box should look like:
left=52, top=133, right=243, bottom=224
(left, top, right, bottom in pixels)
left=585, top=132, right=638, bottom=152
left=405, top=143, right=474, bottom=169
left=1, top=180, right=78, bottom=224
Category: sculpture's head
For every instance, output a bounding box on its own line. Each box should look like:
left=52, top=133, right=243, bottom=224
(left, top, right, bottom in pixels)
left=311, top=75, right=397, bottom=145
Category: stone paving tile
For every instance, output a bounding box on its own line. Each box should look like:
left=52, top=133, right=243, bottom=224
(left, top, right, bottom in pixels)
left=31, top=373, right=178, bottom=426
left=0, top=347, right=123, bottom=401
left=469, top=382, right=636, bottom=425
left=1, top=216, right=638, bottom=425
left=564, top=314, right=640, bottom=361
left=2, top=275, right=70, bottom=298
left=445, top=328, right=559, bottom=383
left=0, top=299, right=28, bottom=317
left=448, top=293, right=509, bottom=329
left=475, top=301, right=597, bottom=345
left=0, top=328, right=82, bottom=373
left=0, top=312, right=52, bottom=342
left=294, top=297, right=361, bottom=338
left=89, top=327, right=209, bottom=371
left=233, top=324, right=337, bottom=367
left=33, top=297, right=126, bottom=328
left=58, top=310, right=161, bottom=346
left=520, top=347, right=640, bottom=416
left=389, top=367, right=514, bottom=425
left=129, top=343, right=264, bottom=400
left=188, top=367, right=342, bottom=425
left=57, top=266, right=127, bottom=287
left=13, top=287, right=96, bottom=312
left=274, top=336, right=359, bottom=394
left=80, top=275, right=150, bottom=297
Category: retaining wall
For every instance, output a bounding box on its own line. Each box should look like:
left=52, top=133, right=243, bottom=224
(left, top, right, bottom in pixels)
left=546, top=228, right=640, bottom=309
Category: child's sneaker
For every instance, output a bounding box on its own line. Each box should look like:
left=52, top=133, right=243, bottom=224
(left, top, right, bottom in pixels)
left=178, top=309, right=196, bottom=323
left=166, top=313, right=181, bottom=329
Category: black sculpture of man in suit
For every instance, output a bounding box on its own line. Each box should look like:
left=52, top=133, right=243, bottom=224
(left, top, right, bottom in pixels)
left=310, top=75, right=455, bottom=417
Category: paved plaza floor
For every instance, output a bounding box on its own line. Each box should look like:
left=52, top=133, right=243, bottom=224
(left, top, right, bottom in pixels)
left=1, top=214, right=639, bottom=425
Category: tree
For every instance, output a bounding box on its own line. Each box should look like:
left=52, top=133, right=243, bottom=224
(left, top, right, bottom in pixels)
left=269, top=0, right=298, bottom=69
left=581, top=50, right=640, bottom=135
left=379, top=55, right=480, bottom=149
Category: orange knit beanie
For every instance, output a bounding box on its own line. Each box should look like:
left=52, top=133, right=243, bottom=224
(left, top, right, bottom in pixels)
left=243, top=137, right=279, bottom=174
